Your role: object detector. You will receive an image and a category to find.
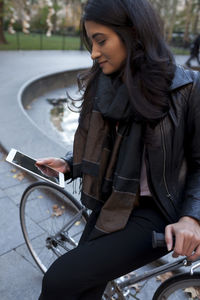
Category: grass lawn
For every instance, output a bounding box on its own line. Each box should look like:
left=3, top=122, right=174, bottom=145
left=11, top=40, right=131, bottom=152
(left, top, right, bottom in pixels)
left=0, top=32, right=190, bottom=55
left=0, top=32, right=81, bottom=50
left=170, top=47, right=189, bottom=55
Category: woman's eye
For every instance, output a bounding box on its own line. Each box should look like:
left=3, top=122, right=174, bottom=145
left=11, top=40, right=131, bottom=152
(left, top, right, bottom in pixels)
left=98, top=40, right=106, bottom=46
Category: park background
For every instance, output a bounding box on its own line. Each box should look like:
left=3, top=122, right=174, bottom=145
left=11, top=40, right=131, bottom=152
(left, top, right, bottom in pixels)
left=0, top=0, right=200, bottom=53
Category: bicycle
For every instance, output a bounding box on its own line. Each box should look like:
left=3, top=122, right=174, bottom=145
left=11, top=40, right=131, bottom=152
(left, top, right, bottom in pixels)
left=20, top=181, right=200, bottom=300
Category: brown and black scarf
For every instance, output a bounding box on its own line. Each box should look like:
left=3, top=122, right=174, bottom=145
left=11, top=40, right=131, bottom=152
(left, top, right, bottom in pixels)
left=72, top=73, right=144, bottom=238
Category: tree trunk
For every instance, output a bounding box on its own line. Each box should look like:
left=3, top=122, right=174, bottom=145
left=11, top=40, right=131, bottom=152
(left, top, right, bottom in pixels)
left=183, top=0, right=194, bottom=46
left=167, top=0, right=178, bottom=43
left=52, top=0, right=57, bottom=34
left=0, top=0, right=7, bottom=44
left=192, top=0, right=200, bottom=35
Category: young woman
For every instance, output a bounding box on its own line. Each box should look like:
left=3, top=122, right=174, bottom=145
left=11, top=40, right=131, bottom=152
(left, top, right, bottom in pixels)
left=38, top=0, right=200, bottom=299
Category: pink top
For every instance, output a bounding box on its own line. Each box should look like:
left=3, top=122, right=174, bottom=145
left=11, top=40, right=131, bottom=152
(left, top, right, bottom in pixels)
left=140, top=149, right=151, bottom=196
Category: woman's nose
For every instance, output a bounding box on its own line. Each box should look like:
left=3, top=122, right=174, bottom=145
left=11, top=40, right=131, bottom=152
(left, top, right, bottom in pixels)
left=91, top=45, right=101, bottom=60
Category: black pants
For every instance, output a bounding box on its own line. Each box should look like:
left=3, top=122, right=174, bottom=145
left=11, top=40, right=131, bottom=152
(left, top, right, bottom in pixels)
left=39, top=197, right=169, bottom=300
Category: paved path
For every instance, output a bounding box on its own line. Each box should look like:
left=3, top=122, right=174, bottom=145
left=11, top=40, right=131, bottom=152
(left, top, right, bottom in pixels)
left=0, top=51, right=197, bottom=300
left=0, top=50, right=92, bottom=300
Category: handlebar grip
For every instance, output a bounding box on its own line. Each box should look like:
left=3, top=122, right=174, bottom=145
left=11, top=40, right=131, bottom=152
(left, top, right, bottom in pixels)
left=152, top=231, right=166, bottom=248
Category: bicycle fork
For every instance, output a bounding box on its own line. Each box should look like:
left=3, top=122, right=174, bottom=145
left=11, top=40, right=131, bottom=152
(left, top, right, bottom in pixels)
left=46, top=208, right=87, bottom=255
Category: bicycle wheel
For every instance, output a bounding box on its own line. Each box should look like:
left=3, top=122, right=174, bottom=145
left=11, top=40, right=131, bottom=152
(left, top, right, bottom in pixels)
left=153, top=272, right=200, bottom=300
left=20, top=181, right=88, bottom=274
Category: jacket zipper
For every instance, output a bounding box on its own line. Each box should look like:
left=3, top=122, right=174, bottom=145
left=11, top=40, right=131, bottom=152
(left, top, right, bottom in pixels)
left=160, top=122, right=178, bottom=212
left=145, top=147, right=174, bottom=223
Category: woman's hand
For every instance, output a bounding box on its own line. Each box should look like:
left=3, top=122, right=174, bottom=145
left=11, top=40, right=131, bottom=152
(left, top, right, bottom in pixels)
left=36, top=158, right=70, bottom=177
left=165, top=216, right=200, bottom=261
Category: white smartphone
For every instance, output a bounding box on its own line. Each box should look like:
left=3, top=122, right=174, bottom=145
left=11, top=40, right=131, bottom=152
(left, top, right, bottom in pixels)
left=6, top=148, right=65, bottom=188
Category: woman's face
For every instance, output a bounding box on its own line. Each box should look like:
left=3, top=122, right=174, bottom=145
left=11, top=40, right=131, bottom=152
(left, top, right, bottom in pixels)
left=85, top=21, right=127, bottom=75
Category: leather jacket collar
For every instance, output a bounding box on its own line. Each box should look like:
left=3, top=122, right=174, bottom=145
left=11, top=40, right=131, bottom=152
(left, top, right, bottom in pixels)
left=170, top=65, right=194, bottom=91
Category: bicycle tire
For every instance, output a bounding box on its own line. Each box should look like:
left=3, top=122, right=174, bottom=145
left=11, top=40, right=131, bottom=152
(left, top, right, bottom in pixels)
left=153, top=272, right=200, bottom=300
left=20, top=181, right=88, bottom=274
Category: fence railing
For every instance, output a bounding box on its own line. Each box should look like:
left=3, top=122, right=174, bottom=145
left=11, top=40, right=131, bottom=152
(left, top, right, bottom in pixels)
left=0, top=31, right=83, bottom=51
left=0, top=31, right=190, bottom=56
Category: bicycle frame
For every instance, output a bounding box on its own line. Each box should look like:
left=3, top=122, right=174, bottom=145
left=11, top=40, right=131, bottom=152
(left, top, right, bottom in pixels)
left=46, top=206, right=200, bottom=298
left=105, top=256, right=200, bottom=299
left=47, top=207, right=88, bottom=252
left=20, top=182, right=200, bottom=299
left=53, top=207, right=87, bottom=239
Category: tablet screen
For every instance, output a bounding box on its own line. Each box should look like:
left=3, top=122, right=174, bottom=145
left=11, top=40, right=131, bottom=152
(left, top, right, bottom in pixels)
left=11, top=151, right=62, bottom=186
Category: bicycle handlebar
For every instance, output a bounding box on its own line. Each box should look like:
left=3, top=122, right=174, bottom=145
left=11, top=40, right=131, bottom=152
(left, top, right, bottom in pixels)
left=152, top=231, right=166, bottom=248
left=152, top=231, right=176, bottom=249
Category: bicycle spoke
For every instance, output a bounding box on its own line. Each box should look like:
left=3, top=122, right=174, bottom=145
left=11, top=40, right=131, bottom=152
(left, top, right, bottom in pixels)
left=20, top=182, right=88, bottom=273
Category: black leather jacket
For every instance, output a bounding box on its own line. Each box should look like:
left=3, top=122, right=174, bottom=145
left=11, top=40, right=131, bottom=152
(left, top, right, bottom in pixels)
left=145, top=65, right=200, bottom=223
left=64, top=65, right=200, bottom=224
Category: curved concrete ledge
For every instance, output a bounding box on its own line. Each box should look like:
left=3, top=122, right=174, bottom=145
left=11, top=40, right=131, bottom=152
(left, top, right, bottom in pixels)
left=19, top=68, right=83, bottom=109
left=18, top=68, right=85, bottom=154
left=0, top=51, right=91, bottom=158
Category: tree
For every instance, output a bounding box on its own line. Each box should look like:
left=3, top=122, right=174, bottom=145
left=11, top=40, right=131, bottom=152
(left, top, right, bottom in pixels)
left=149, top=0, right=200, bottom=47
left=183, top=0, right=194, bottom=45
left=192, top=0, right=200, bottom=35
left=167, top=0, right=179, bottom=43
left=149, top=0, right=177, bottom=39
left=0, top=0, right=7, bottom=44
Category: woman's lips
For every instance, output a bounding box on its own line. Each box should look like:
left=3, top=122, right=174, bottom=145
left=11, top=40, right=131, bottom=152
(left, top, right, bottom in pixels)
left=99, top=61, right=107, bottom=67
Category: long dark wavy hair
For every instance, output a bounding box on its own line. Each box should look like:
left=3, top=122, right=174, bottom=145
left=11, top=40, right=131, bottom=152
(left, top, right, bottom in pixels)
left=77, top=0, right=175, bottom=122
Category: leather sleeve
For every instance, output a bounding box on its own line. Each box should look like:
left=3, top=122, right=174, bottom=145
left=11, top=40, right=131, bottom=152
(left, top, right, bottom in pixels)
left=61, top=151, right=73, bottom=181
left=180, top=72, right=200, bottom=221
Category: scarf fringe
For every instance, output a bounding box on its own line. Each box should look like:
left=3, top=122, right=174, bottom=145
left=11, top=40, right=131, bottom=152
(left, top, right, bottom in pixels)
left=72, top=178, right=82, bottom=195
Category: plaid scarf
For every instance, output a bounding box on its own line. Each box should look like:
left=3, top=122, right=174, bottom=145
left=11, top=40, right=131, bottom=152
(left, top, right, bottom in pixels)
left=72, top=73, right=144, bottom=238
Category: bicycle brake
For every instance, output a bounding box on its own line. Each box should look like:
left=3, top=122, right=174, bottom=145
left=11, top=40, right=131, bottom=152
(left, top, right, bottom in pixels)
left=190, top=261, right=200, bottom=275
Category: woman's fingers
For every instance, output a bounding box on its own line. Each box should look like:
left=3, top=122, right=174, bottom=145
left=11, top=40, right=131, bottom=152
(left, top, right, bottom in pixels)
left=172, top=230, right=184, bottom=258
left=36, top=158, right=55, bottom=166
left=165, top=225, right=174, bottom=251
left=188, top=244, right=200, bottom=261
left=35, top=164, right=58, bottom=177
left=183, top=233, right=198, bottom=257
left=36, top=158, right=70, bottom=174
left=165, top=217, right=200, bottom=259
